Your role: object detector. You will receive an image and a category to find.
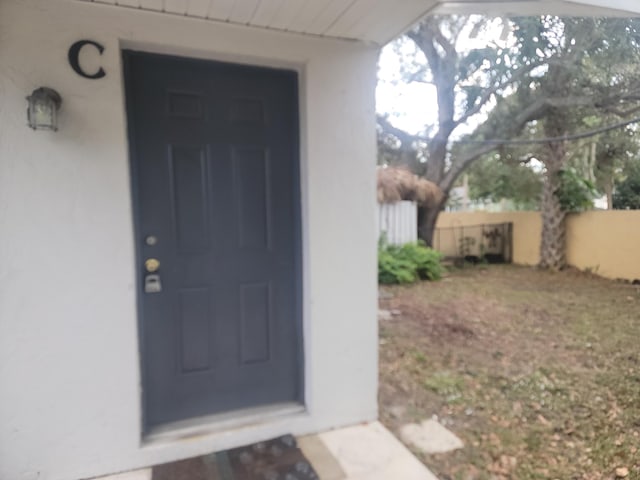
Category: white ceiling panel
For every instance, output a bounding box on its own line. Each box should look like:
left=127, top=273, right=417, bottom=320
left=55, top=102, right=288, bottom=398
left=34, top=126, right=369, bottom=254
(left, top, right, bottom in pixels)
left=228, top=0, right=261, bottom=24
left=164, top=0, right=189, bottom=14
left=78, top=0, right=640, bottom=46
left=251, top=0, right=287, bottom=27
left=304, top=0, right=356, bottom=35
left=186, top=0, right=211, bottom=18
left=435, top=1, right=637, bottom=17
left=290, top=0, right=348, bottom=35
left=566, top=0, right=640, bottom=14
left=138, top=0, right=162, bottom=9
left=323, top=0, right=377, bottom=37
left=206, top=0, right=236, bottom=21
left=114, top=0, right=139, bottom=7
left=350, top=0, right=440, bottom=43
left=268, top=0, right=309, bottom=30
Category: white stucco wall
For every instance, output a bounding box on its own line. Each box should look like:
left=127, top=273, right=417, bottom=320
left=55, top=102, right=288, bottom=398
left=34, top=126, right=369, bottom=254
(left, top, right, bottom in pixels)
left=0, top=1, right=379, bottom=479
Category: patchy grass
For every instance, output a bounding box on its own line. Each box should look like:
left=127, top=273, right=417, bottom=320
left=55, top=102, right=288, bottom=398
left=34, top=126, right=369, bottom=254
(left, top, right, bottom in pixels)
left=379, top=265, right=640, bottom=480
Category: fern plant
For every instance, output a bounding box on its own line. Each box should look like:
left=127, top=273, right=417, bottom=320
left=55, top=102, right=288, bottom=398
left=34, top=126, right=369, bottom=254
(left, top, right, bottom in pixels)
left=378, top=237, right=443, bottom=284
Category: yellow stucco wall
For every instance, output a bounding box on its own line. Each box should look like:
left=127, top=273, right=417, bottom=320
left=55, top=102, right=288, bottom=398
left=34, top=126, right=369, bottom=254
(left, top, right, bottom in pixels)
left=436, top=211, right=640, bottom=280
left=436, top=211, right=542, bottom=265
left=565, top=211, right=640, bottom=280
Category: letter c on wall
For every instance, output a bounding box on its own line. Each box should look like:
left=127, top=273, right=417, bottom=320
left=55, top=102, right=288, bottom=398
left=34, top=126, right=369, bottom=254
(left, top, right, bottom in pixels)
left=68, top=40, right=106, bottom=79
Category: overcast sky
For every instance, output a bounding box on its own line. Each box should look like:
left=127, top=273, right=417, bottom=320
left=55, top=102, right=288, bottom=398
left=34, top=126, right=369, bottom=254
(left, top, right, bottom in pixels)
left=375, top=17, right=508, bottom=136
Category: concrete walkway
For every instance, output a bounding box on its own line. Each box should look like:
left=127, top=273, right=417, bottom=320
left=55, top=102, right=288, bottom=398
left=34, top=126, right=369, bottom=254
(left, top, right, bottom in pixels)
left=94, top=422, right=438, bottom=480
left=311, top=421, right=439, bottom=480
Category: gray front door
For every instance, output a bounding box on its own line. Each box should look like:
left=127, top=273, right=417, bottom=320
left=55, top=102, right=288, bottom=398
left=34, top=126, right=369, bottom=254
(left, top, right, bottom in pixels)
left=123, top=51, right=302, bottom=429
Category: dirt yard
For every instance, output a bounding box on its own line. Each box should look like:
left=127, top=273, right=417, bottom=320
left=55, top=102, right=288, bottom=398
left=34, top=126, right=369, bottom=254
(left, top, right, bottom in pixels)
left=378, top=265, right=640, bottom=480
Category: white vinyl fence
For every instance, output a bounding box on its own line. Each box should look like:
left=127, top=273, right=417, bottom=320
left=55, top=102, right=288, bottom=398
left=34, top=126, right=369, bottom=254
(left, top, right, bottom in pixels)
left=377, top=201, right=418, bottom=246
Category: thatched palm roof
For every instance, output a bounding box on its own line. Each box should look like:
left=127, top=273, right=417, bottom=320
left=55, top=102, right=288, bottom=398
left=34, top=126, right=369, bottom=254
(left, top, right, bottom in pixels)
left=377, top=166, right=444, bottom=208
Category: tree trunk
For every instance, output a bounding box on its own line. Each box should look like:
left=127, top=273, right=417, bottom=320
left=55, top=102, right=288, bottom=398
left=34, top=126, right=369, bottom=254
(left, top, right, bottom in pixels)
left=539, top=143, right=567, bottom=270
left=418, top=196, right=448, bottom=247
left=605, top=176, right=613, bottom=210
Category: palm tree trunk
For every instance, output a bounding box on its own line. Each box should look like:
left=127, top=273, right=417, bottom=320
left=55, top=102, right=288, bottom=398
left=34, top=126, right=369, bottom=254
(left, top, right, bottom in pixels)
left=539, top=143, right=567, bottom=270
left=605, top=176, right=613, bottom=210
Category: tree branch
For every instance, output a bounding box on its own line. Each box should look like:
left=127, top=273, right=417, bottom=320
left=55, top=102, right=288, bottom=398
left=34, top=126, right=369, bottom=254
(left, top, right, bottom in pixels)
left=440, top=144, right=497, bottom=191
left=604, top=104, right=640, bottom=117
left=406, top=69, right=434, bottom=84
left=454, top=62, right=545, bottom=127
left=377, top=115, right=419, bottom=146
left=408, top=28, right=441, bottom=75
left=430, top=23, right=457, bottom=60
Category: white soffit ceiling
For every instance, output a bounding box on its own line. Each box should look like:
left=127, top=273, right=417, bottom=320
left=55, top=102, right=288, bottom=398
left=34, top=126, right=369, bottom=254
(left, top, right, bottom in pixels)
left=78, top=0, right=640, bottom=46
left=436, top=1, right=639, bottom=17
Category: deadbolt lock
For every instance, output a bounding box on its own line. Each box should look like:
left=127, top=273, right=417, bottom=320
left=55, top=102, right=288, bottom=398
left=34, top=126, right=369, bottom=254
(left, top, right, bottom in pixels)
left=144, top=258, right=160, bottom=273
left=144, top=273, right=162, bottom=293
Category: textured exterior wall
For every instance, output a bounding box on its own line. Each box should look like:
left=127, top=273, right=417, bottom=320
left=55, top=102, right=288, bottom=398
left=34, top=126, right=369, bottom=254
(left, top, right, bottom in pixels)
left=437, top=211, right=640, bottom=280
left=0, top=1, right=379, bottom=479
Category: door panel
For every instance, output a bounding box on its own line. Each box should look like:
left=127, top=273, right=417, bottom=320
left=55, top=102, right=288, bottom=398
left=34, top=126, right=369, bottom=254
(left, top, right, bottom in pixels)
left=169, top=145, right=210, bottom=252
left=124, top=51, right=302, bottom=429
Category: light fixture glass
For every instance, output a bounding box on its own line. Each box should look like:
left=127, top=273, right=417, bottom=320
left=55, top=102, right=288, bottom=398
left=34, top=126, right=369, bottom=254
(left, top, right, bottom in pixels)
left=27, top=87, right=62, bottom=131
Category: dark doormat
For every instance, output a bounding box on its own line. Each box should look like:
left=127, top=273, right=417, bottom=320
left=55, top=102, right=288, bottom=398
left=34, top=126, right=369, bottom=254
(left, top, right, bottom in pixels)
left=152, top=435, right=320, bottom=480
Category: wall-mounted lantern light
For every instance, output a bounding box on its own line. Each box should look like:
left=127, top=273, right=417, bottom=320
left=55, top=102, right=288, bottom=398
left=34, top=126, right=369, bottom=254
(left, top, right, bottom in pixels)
left=27, top=87, right=62, bottom=131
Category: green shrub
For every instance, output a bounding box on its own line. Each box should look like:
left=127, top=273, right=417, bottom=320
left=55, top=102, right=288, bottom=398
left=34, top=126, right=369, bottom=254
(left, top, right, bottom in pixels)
left=613, top=161, right=640, bottom=209
left=378, top=239, right=443, bottom=284
left=557, top=167, right=598, bottom=212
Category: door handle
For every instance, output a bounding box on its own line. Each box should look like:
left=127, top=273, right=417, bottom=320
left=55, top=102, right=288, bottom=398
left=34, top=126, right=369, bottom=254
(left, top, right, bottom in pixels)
left=145, top=258, right=160, bottom=273
left=143, top=258, right=162, bottom=293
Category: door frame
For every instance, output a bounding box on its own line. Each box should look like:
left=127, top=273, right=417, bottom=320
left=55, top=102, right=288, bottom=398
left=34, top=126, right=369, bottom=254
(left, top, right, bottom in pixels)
left=121, top=48, right=306, bottom=434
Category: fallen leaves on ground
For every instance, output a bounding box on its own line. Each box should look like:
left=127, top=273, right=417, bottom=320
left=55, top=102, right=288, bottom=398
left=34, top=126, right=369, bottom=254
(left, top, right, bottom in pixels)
left=379, top=265, right=640, bottom=480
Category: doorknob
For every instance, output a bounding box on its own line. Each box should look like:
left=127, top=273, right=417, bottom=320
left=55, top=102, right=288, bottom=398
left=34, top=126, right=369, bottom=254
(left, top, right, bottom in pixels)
left=145, top=258, right=160, bottom=273
left=143, top=259, right=162, bottom=294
